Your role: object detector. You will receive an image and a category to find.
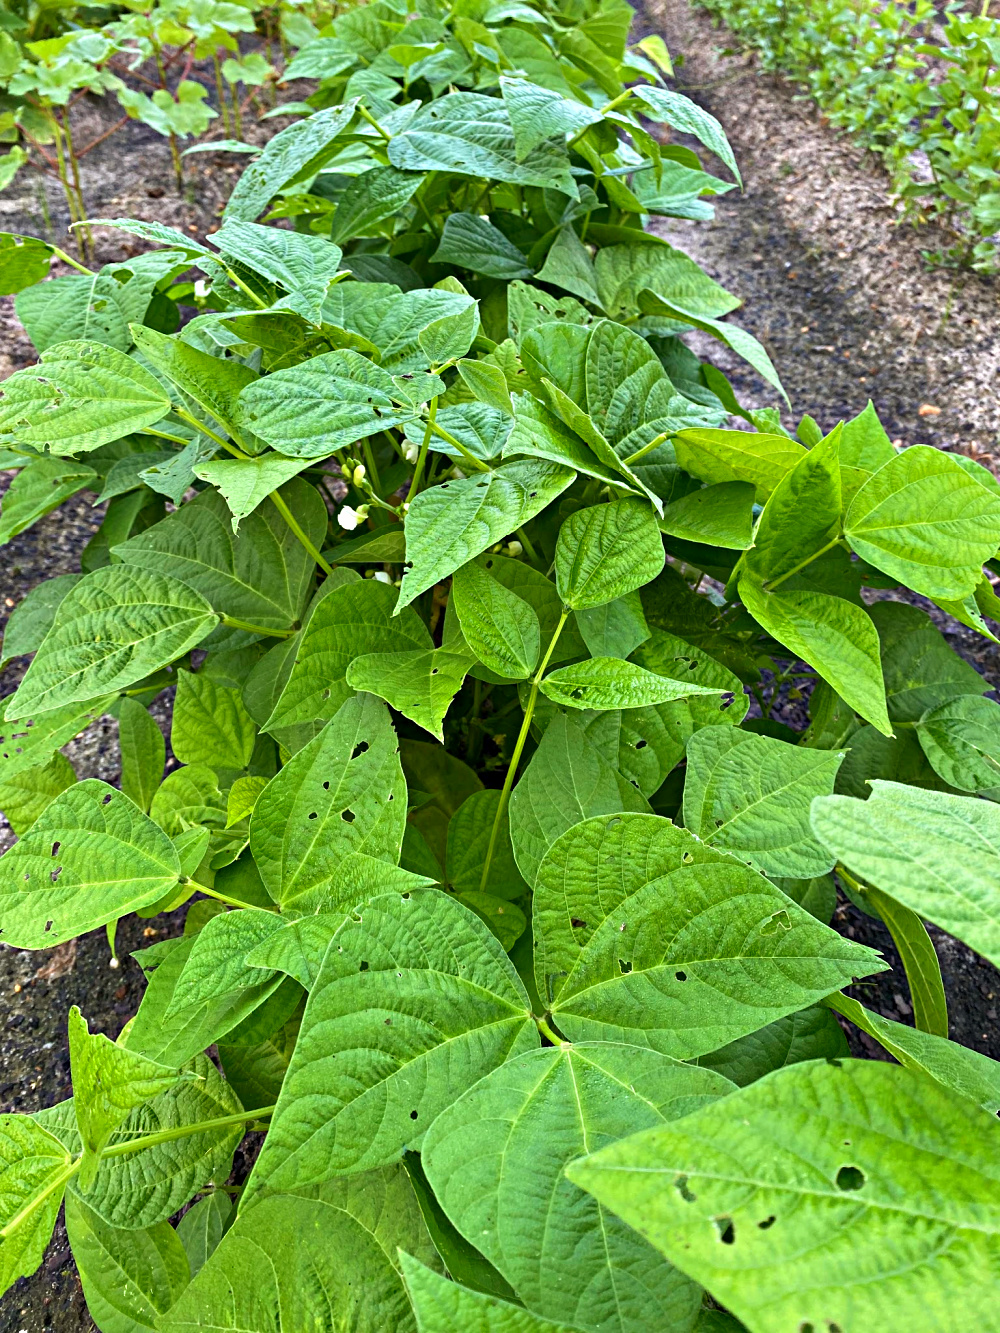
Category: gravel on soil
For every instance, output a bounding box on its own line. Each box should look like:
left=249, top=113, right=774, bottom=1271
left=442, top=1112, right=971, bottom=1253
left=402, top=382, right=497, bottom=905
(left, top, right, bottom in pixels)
left=3, top=18, right=1000, bottom=1325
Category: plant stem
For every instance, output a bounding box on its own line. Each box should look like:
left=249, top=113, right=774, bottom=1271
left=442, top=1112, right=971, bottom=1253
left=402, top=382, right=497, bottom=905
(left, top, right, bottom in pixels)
left=219, top=613, right=295, bottom=639
left=357, top=102, right=391, bottom=141
left=534, top=1015, right=567, bottom=1045
left=270, top=488, right=334, bottom=576
left=47, top=243, right=94, bottom=277
left=515, top=526, right=541, bottom=566
left=60, top=111, right=90, bottom=259
left=479, top=611, right=568, bottom=891
left=420, top=414, right=491, bottom=473
left=102, top=1106, right=277, bottom=1160
left=406, top=397, right=437, bottom=504
left=184, top=876, right=280, bottom=909
left=622, top=430, right=671, bottom=467
left=173, top=409, right=242, bottom=456
left=762, top=536, right=841, bottom=592
left=214, top=54, right=233, bottom=135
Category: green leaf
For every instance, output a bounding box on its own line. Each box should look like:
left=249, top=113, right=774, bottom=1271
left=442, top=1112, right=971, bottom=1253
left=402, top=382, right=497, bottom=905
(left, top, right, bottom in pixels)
left=117, top=698, right=165, bottom=815
left=432, top=213, right=532, bottom=280
left=638, top=293, right=786, bottom=401
left=445, top=789, right=526, bottom=900
left=916, top=694, right=1000, bottom=793
left=741, top=428, right=842, bottom=587
left=534, top=226, right=602, bottom=306
left=739, top=577, right=891, bottom=736
left=38, top=1055, right=243, bottom=1230
left=265, top=579, right=430, bottom=730
left=452, top=558, right=541, bottom=680
left=65, top=1192, right=190, bottom=1333
left=398, top=461, right=574, bottom=611
left=0, top=456, right=97, bottom=546
left=171, top=668, right=257, bottom=770
left=0, top=697, right=114, bottom=782
left=695, top=1005, right=848, bottom=1086
left=347, top=644, right=473, bottom=742
left=535, top=813, right=883, bottom=1055
left=250, top=695, right=407, bottom=913
left=636, top=87, right=740, bottom=183
left=175, top=1191, right=231, bottom=1280
left=0, top=1115, right=74, bottom=1295
left=574, top=590, right=649, bottom=660
left=245, top=913, right=346, bottom=989
left=163, top=909, right=286, bottom=1021
left=658, top=481, right=755, bottom=549
left=0, top=231, right=54, bottom=296
left=224, top=99, right=359, bottom=220
left=114, top=482, right=323, bottom=637
left=541, top=657, right=723, bottom=712
left=555, top=498, right=665, bottom=611
left=213, top=218, right=343, bottom=297
left=673, top=430, right=804, bottom=504
left=845, top=446, right=1000, bottom=599
left=328, top=165, right=423, bottom=245
left=812, top=780, right=1000, bottom=969
left=8, top=566, right=217, bottom=717
left=455, top=363, right=514, bottom=418
left=595, top=242, right=740, bottom=323
left=509, top=715, right=650, bottom=888
left=218, top=1020, right=298, bottom=1110
left=828, top=992, right=1000, bottom=1113
left=423, top=1043, right=732, bottom=1332
left=840, top=400, right=895, bottom=472
left=500, top=75, right=602, bottom=160
left=0, top=751, right=76, bottom=835
left=863, top=880, right=948, bottom=1038
left=0, top=342, right=171, bottom=454
left=1, top=572, right=82, bottom=670
left=67, top=1006, right=181, bottom=1191
left=0, top=779, right=181, bottom=949
left=149, top=765, right=227, bottom=838
left=871, top=601, right=988, bottom=724
left=161, top=1170, right=435, bottom=1333
left=388, top=92, right=577, bottom=195
left=244, top=890, right=535, bottom=1197
left=402, top=1254, right=579, bottom=1333
left=567, top=1060, right=1000, bottom=1333
left=320, top=286, right=478, bottom=374
left=234, top=349, right=439, bottom=457
left=195, top=453, right=313, bottom=530
left=130, top=326, right=258, bottom=438
left=682, top=728, right=845, bottom=878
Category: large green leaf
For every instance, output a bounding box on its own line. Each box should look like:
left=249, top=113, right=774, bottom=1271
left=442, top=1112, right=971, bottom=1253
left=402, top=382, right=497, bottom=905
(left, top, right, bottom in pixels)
left=320, top=285, right=478, bottom=374
left=347, top=645, right=474, bottom=742
left=0, top=456, right=97, bottom=546
left=541, top=657, right=722, bottom=712
left=0, top=1115, right=74, bottom=1295
left=397, top=461, right=574, bottom=610
left=224, top=100, right=359, bottom=220
left=595, top=243, right=740, bottom=323
left=916, top=694, right=1000, bottom=793
left=638, top=293, right=785, bottom=401
left=0, top=342, right=170, bottom=453
left=250, top=695, right=407, bottom=913
left=811, top=780, right=1000, bottom=968
left=844, top=446, right=1000, bottom=600
left=327, top=165, right=423, bottom=245
left=113, top=482, right=323, bottom=637
left=265, top=579, right=431, bottom=730
left=234, top=349, right=441, bottom=457
left=567, top=1060, right=1000, bottom=1333
left=161, top=1171, right=435, bottom=1333
left=0, top=779, right=181, bottom=949
left=423, top=1044, right=733, bottom=1332
left=7, top=566, right=217, bottom=717
left=534, top=813, right=883, bottom=1054
left=739, top=577, right=891, bottom=736
left=432, top=212, right=533, bottom=280
left=65, top=1193, right=191, bottom=1333
left=244, top=891, right=535, bottom=1197
left=171, top=669, right=258, bottom=771
left=509, top=715, right=650, bottom=889
left=452, top=559, right=540, bottom=680
left=194, top=453, right=313, bottom=530
left=387, top=93, right=577, bottom=195
left=673, top=430, right=804, bottom=504
left=402, top=1255, right=579, bottom=1333
left=500, top=75, right=602, bottom=160
left=870, top=601, right=988, bottom=724
left=636, top=87, right=740, bottom=183
left=658, top=481, right=754, bottom=550
left=555, top=499, right=665, bottom=611
left=683, top=728, right=844, bottom=878
left=67, top=1006, right=181, bottom=1190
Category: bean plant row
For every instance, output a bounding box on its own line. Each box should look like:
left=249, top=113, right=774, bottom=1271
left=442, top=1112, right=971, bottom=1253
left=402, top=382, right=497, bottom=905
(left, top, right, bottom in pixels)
left=693, top=0, right=1000, bottom=271
left=2, top=0, right=1000, bottom=1329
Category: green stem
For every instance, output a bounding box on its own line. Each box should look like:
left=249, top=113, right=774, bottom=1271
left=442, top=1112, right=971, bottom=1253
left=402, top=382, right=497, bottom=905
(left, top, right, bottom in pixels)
left=173, top=408, right=244, bottom=457
left=568, top=89, right=634, bottom=149
left=406, top=397, right=437, bottom=504
left=479, top=611, right=569, bottom=892
left=622, top=430, right=670, bottom=467
left=143, top=426, right=196, bottom=448
left=0, top=1156, right=80, bottom=1241
left=219, top=614, right=295, bottom=639
left=515, top=526, right=541, bottom=567
left=270, top=488, right=334, bottom=576
left=102, top=1106, right=276, bottom=1160
left=421, top=415, right=491, bottom=473
left=534, top=1015, right=567, bottom=1046
left=222, top=262, right=267, bottom=309
left=357, top=102, right=391, bottom=141
left=47, top=242, right=94, bottom=276
left=61, top=110, right=90, bottom=257
left=762, top=536, right=841, bottom=592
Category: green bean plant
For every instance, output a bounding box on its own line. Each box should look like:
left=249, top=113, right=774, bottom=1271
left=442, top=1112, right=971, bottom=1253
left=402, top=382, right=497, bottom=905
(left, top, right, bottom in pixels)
left=693, top=0, right=1000, bottom=271
left=3, top=0, right=1000, bottom=1329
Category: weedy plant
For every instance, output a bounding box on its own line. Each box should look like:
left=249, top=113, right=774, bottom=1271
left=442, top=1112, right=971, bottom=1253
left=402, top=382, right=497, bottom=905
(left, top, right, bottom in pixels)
left=691, top=0, right=1000, bottom=271
left=2, top=0, right=1000, bottom=1329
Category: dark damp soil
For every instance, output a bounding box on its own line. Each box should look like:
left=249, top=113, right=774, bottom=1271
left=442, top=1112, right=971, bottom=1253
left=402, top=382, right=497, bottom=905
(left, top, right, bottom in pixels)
left=3, top=11, right=1000, bottom=1326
